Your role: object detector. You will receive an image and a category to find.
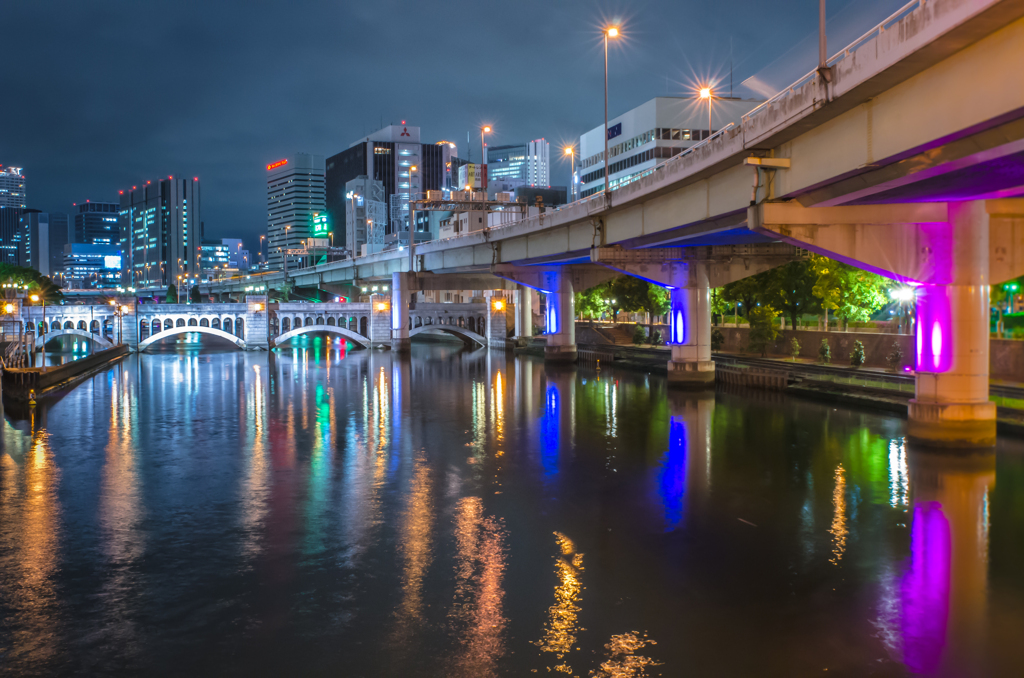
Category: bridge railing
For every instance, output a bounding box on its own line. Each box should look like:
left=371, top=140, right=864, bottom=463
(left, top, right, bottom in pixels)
left=741, top=0, right=925, bottom=126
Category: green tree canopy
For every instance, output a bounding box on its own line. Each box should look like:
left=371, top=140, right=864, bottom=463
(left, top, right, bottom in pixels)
left=721, top=276, right=762, bottom=316
left=0, top=264, right=63, bottom=304
left=809, top=254, right=890, bottom=324
left=166, top=284, right=178, bottom=304
left=760, top=260, right=820, bottom=329
left=189, top=285, right=202, bottom=304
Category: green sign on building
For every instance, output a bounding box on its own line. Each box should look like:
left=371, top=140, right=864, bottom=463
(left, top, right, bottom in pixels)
left=311, top=212, right=330, bottom=238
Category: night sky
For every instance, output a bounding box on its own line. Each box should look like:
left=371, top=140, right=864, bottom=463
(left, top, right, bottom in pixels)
left=1, top=0, right=905, bottom=251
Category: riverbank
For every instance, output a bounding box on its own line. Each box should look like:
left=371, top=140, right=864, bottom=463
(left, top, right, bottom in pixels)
left=1, top=344, right=130, bottom=404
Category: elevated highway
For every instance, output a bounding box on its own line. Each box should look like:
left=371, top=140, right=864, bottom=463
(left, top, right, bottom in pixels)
left=197, top=0, right=1024, bottom=445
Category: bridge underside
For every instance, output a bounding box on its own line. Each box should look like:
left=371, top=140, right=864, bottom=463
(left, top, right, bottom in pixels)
left=139, top=327, right=247, bottom=352
left=272, top=325, right=370, bottom=349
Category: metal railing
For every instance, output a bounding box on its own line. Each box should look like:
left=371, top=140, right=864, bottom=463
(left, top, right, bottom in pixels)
left=741, top=0, right=926, bottom=125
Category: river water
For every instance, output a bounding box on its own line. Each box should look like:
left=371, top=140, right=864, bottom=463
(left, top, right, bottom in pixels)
left=1, top=341, right=1023, bottom=677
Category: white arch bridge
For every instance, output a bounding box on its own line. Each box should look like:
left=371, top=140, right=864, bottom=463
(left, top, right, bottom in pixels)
left=6, top=299, right=493, bottom=352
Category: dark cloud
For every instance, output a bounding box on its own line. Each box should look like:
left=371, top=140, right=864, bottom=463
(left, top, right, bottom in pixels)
left=1, top=0, right=904, bottom=250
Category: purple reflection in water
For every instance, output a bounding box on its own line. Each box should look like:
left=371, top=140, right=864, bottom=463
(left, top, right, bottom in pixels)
left=657, top=417, right=687, bottom=530
left=901, top=502, right=951, bottom=674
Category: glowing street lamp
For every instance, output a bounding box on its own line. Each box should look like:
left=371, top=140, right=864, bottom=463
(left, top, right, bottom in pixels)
left=480, top=126, right=491, bottom=190
left=564, top=145, right=576, bottom=201
left=603, top=25, right=621, bottom=195
left=699, top=86, right=713, bottom=139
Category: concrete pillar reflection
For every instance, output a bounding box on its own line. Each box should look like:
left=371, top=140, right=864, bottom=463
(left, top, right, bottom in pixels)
left=902, top=447, right=994, bottom=677
left=660, top=390, right=715, bottom=529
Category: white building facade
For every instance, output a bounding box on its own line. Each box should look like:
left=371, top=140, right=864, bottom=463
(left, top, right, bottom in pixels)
left=577, top=97, right=763, bottom=198
left=266, top=153, right=326, bottom=270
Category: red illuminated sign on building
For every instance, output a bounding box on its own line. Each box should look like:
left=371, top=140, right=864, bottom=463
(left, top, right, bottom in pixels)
left=266, top=159, right=288, bottom=171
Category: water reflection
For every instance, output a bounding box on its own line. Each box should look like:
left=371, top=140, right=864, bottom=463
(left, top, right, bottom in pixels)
left=0, top=407, right=62, bottom=669
left=536, top=532, right=584, bottom=674
left=0, top=348, right=1022, bottom=676
left=901, top=448, right=993, bottom=677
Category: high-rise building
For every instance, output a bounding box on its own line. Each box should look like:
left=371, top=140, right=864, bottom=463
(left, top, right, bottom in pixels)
left=325, top=126, right=455, bottom=251
left=221, top=238, right=250, bottom=272
left=0, top=165, right=27, bottom=265
left=344, top=175, right=388, bottom=256
left=199, top=240, right=231, bottom=279
left=577, top=96, right=763, bottom=198
left=73, top=201, right=120, bottom=245
left=62, top=243, right=122, bottom=289
left=266, top=154, right=325, bottom=270
left=19, top=211, right=70, bottom=276
left=486, top=139, right=550, bottom=187
left=119, top=177, right=202, bottom=288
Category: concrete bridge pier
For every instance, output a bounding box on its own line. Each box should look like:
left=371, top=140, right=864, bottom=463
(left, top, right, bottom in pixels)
left=485, top=291, right=508, bottom=347
left=514, top=285, right=532, bottom=343
left=544, top=270, right=576, bottom=364
left=666, top=265, right=715, bottom=388
left=750, top=199, right=1024, bottom=447
left=391, top=272, right=411, bottom=353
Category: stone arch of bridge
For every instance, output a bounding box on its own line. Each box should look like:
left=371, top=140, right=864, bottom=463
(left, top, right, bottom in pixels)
left=138, top=325, right=247, bottom=352
left=34, top=328, right=114, bottom=350
left=409, top=324, right=486, bottom=348
left=273, top=324, right=370, bottom=349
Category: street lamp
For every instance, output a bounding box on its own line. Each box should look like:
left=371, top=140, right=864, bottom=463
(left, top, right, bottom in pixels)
left=603, top=25, right=621, bottom=196
left=563, top=145, right=576, bottom=201
left=699, top=86, right=713, bottom=139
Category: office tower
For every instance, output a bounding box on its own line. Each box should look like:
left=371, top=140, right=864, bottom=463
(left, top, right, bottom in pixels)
left=119, top=176, right=201, bottom=287
left=266, top=154, right=325, bottom=270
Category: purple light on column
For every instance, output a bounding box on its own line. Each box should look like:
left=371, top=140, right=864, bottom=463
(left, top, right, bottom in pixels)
left=901, top=502, right=951, bottom=674
left=915, top=284, right=953, bottom=373
left=546, top=294, right=558, bottom=334
left=669, top=289, right=687, bottom=345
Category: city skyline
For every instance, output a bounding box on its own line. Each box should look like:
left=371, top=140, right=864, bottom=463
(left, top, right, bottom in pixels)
left=0, top=0, right=910, bottom=251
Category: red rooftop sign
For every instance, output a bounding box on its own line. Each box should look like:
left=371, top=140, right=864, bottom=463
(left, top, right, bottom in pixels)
left=267, top=159, right=288, bottom=171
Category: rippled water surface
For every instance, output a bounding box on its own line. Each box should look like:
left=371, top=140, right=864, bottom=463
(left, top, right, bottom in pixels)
left=2, top=343, right=1024, bottom=677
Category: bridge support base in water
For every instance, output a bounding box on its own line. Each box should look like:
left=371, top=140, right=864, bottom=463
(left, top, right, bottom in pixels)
left=667, top=359, right=716, bottom=388
left=544, top=344, right=578, bottom=363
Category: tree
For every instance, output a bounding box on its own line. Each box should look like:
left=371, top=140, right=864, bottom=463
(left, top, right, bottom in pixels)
left=710, top=287, right=731, bottom=325
left=810, top=254, right=890, bottom=330
left=0, top=264, right=63, bottom=304
left=605, top=276, right=652, bottom=321
left=760, top=261, right=819, bottom=330
left=818, top=338, right=832, bottom=364
left=747, top=304, right=780, bottom=357
left=632, top=324, right=647, bottom=345
left=992, top=279, right=1022, bottom=338
left=650, top=329, right=663, bottom=346
left=189, top=286, right=201, bottom=304
left=886, top=340, right=904, bottom=372
left=790, top=338, right=801, bottom=361
left=850, top=340, right=866, bottom=368
left=711, top=327, right=725, bottom=351
left=166, top=284, right=178, bottom=304
left=575, top=283, right=608, bottom=319
left=721, top=276, right=762, bottom=319
left=644, top=284, right=669, bottom=317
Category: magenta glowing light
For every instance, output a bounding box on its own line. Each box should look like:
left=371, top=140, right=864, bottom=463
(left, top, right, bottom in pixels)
left=915, top=285, right=953, bottom=373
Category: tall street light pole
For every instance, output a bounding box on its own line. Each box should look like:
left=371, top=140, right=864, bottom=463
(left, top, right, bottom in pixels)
left=604, top=26, right=619, bottom=197
left=564, top=146, right=576, bottom=201
left=480, top=126, right=491, bottom=191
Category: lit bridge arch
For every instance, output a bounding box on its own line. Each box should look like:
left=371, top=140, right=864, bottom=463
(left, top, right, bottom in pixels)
left=138, top=325, right=247, bottom=352
left=272, top=325, right=370, bottom=349
left=34, top=328, right=114, bottom=350
left=409, top=324, right=486, bottom=348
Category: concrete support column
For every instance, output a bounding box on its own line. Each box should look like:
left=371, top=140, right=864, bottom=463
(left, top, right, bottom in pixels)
left=485, top=291, right=508, bottom=348
left=544, top=270, right=576, bottom=364
left=391, top=272, right=411, bottom=353
left=244, top=295, right=269, bottom=350
left=369, top=294, right=391, bottom=348
left=909, top=201, right=995, bottom=447
left=515, top=285, right=532, bottom=341
left=666, top=264, right=714, bottom=388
